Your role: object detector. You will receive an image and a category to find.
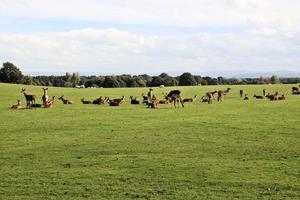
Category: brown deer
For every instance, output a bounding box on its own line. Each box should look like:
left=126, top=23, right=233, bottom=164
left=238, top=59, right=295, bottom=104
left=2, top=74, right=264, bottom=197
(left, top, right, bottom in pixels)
left=21, top=88, right=36, bottom=108
left=58, top=95, right=73, bottom=104
left=278, top=95, right=286, bottom=100
left=11, top=100, right=22, bottom=109
left=206, top=91, right=217, bottom=100
left=217, top=88, right=231, bottom=102
left=130, top=96, right=140, bottom=104
left=41, top=88, right=49, bottom=105
left=44, top=96, right=55, bottom=108
left=141, top=93, right=149, bottom=104
left=266, top=92, right=279, bottom=101
left=107, top=99, right=121, bottom=106
left=183, top=95, right=197, bottom=103
left=166, top=90, right=184, bottom=108
left=112, top=96, right=125, bottom=104
left=92, top=96, right=106, bottom=105
left=147, top=96, right=158, bottom=109
left=81, top=98, right=92, bottom=104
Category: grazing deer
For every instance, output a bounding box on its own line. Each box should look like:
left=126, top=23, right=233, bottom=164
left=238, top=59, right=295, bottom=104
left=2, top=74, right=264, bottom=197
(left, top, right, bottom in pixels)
left=58, top=95, right=73, bottom=104
left=217, top=88, right=231, bottom=102
left=11, top=100, right=22, bottom=109
left=206, top=91, right=217, bottom=100
left=81, top=98, right=92, bottom=104
left=41, top=88, right=49, bottom=105
left=183, top=95, right=197, bottom=103
left=240, top=90, right=243, bottom=98
left=130, top=96, right=140, bottom=104
left=253, top=94, right=264, bottom=99
left=21, top=88, right=36, bottom=108
left=166, top=90, right=184, bottom=108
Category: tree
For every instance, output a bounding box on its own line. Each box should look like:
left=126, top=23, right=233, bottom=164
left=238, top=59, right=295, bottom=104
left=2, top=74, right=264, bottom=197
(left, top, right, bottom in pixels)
left=103, top=76, right=120, bottom=88
left=71, top=72, right=80, bottom=87
left=270, top=75, right=280, bottom=84
left=22, top=75, right=33, bottom=85
left=179, top=72, right=197, bottom=86
left=0, top=62, right=23, bottom=83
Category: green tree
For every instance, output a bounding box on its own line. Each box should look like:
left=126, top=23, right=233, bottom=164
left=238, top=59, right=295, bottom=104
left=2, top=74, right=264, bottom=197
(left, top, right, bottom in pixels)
left=179, top=72, right=197, bottom=86
left=0, top=62, right=23, bottom=83
left=22, top=75, right=33, bottom=85
left=270, top=75, right=280, bottom=84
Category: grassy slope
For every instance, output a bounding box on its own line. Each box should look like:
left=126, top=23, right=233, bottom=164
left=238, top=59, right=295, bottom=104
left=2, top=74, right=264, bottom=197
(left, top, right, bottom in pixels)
left=0, top=83, right=299, bottom=199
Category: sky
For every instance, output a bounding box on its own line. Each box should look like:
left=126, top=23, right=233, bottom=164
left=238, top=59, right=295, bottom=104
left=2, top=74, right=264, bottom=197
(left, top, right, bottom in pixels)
left=0, top=0, right=300, bottom=75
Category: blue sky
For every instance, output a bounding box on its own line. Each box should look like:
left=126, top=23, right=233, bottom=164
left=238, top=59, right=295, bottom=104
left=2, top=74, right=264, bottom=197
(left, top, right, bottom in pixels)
left=0, top=0, right=299, bottom=75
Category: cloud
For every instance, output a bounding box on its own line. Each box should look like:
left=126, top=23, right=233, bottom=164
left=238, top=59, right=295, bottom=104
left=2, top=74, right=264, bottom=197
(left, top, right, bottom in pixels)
left=1, top=0, right=300, bottom=29
left=1, top=28, right=299, bottom=74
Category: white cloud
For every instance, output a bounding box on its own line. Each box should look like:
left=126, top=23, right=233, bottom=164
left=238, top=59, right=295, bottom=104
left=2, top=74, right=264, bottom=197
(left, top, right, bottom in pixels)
left=1, top=28, right=299, bottom=74
left=1, top=0, right=300, bottom=29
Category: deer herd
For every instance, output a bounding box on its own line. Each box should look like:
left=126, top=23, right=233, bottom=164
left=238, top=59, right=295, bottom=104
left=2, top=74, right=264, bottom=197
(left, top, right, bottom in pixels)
left=10, top=85, right=300, bottom=110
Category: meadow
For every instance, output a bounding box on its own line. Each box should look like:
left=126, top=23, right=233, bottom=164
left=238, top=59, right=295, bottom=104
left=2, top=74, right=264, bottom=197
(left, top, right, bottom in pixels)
left=0, top=83, right=299, bottom=199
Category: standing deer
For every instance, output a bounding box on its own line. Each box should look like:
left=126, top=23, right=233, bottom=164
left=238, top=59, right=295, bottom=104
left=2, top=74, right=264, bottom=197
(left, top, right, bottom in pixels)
left=41, top=88, right=49, bottom=105
left=21, top=88, right=36, bottom=108
left=240, top=90, right=243, bottom=98
left=206, top=91, right=217, bottom=100
left=58, top=95, right=73, bottom=104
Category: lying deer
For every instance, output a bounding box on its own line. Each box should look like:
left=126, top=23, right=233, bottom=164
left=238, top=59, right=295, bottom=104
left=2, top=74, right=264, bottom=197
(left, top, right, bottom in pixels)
left=11, top=100, right=22, bottom=109
left=58, top=95, right=73, bottom=104
left=44, top=96, right=55, bottom=108
left=130, top=96, right=140, bottom=104
left=81, top=98, right=92, bottom=104
left=253, top=94, right=264, bottom=99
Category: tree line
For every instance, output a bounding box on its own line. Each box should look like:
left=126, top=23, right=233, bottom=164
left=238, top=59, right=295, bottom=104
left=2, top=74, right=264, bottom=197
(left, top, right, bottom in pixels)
left=0, top=62, right=299, bottom=88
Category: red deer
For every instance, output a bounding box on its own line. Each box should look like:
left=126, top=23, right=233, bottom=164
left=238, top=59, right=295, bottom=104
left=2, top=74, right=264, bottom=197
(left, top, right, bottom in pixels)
left=21, top=88, right=36, bottom=108
left=92, top=96, right=107, bottom=105
left=292, top=86, right=299, bottom=93
left=266, top=92, right=279, bottom=101
left=201, top=96, right=209, bottom=103
left=58, top=95, right=73, bottom=104
left=183, top=95, right=197, bottom=103
left=112, top=96, right=125, bottom=104
left=107, top=99, right=121, bottom=106
left=11, top=100, right=22, bottom=109
left=206, top=91, right=217, bottom=100
left=44, top=96, right=55, bottom=108
left=130, top=96, right=140, bottom=104
left=147, top=96, right=158, bottom=109
left=166, top=90, right=184, bottom=108
left=278, top=95, right=286, bottom=100
left=141, top=93, right=148, bottom=104
left=81, top=98, right=92, bottom=104
left=41, top=88, right=49, bottom=105
left=217, top=88, right=231, bottom=102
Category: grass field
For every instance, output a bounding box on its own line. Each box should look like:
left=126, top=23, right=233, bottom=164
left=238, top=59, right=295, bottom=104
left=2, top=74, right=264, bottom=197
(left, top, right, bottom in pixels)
left=0, top=83, right=299, bottom=199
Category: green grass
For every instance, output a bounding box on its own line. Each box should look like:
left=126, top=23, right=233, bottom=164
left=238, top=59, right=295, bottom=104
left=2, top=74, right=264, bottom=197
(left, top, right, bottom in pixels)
left=0, top=83, right=299, bottom=199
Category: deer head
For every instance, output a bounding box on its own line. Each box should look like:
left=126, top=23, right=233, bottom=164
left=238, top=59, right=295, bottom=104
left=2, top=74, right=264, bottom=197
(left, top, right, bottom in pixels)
left=21, top=88, right=26, bottom=93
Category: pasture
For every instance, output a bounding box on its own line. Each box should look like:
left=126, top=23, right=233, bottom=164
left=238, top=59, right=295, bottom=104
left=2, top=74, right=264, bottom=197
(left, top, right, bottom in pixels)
left=0, top=83, right=299, bottom=199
